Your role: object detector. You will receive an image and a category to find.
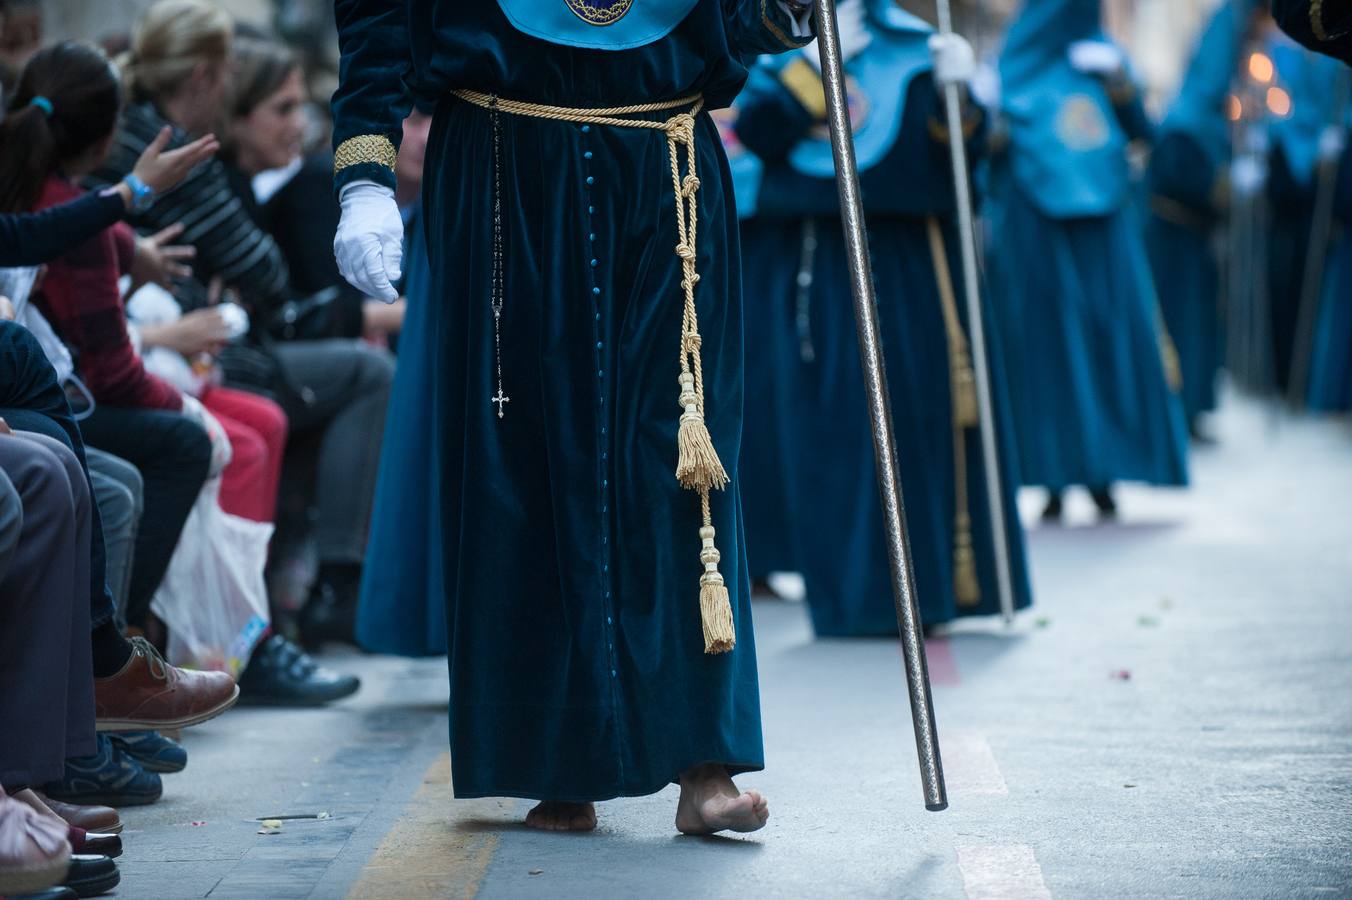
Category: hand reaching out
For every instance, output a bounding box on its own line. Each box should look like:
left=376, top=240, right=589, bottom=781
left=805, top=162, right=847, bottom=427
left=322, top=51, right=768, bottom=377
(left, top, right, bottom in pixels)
left=131, top=223, right=196, bottom=292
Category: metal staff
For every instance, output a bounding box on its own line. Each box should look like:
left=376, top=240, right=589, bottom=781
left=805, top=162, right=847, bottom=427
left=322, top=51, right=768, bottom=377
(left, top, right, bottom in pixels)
left=1287, top=68, right=1352, bottom=409
left=813, top=0, right=948, bottom=812
left=933, top=0, right=1016, bottom=625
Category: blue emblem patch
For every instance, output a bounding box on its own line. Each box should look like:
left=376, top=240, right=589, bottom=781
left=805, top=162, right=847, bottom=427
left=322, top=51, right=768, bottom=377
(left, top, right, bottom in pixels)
left=566, top=0, right=634, bottom=25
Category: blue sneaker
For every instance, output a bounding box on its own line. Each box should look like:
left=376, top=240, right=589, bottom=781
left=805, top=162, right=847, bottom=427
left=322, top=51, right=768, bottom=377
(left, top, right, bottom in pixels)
left=43, top=733, right=163, bottom=807
left=108, top=730, right=188, bottom=773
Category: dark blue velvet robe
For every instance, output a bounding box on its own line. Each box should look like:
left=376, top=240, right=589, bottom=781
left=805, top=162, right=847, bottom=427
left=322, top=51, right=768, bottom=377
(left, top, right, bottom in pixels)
left=987, top=154, right=1190, bottom=490
left=735, top=68, right=1033, bottom=635
left=1307, top=142, right=1352, bottom=412
left=1145, top=133, right=1224, bottom=421
left=336, top=1, right=811, bottom=802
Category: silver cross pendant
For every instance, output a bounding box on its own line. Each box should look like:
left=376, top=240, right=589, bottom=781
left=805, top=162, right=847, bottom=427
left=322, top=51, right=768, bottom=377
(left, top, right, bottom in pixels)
left=492, top=388, right=511, bottom=419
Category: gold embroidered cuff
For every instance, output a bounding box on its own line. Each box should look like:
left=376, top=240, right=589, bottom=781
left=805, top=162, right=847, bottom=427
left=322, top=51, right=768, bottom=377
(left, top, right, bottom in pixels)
left=334, top=134, right=397, bottom=174
left=781, top=57, right=827, bottom=121
left=1311, top=0, right=1329, bottom=41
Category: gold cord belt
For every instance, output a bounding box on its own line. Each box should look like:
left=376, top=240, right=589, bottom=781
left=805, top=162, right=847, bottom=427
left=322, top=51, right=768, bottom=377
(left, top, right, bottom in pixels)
left=451, top=89, right=736, bottom=655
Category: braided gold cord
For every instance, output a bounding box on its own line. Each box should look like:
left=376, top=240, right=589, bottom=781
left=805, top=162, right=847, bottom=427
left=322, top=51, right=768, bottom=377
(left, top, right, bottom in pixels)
left=334, top=134, right=397, bottom=173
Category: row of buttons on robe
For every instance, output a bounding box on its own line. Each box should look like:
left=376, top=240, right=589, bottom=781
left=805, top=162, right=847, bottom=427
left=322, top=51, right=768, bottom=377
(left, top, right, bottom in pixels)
left=582, top=125, right=619, bottom=682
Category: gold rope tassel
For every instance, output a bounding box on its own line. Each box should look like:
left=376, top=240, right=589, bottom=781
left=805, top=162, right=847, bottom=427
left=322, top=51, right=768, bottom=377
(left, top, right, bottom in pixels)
left=928, top=218, right=979, bottom=429
left=1156, top=308, right=1184, bottom=393
left=698, top=493, right=735, bottom=653
left=929, top=218, right=981, bottom=607
left=667, top=112, right=729, bottom=493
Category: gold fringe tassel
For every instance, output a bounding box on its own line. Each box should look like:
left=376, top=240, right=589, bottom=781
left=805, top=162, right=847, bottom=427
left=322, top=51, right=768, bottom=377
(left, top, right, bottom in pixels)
left=928, top=218, right=981, bottom=607
left=698, top=494, right=735, bottom=653
left=1156, top=309, right=1183, bottom=393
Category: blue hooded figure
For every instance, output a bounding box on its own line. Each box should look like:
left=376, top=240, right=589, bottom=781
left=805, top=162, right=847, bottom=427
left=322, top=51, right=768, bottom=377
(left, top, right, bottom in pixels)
left=733, top=0, right=1033, bottom=634
left=1305, top=108, right=1352, bottom=412
left=1266, top=38, right=1346, bottom=393
left=1145, top=1, right=1253, bottom=430
left=986, top=0, right=1188, bottom=519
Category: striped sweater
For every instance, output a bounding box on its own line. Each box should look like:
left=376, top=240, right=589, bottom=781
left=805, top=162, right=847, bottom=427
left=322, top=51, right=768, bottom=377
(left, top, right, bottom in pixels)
left=89, top=100, right=292, bottom=313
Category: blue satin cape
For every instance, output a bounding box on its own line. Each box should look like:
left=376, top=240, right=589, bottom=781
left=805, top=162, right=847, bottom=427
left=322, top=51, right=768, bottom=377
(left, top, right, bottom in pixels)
left=998, top=0, right=1129, bottom=219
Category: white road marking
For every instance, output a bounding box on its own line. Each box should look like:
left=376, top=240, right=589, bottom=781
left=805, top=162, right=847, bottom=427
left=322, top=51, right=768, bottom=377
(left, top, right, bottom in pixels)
left=944, top=731, right=1009, bottom=797
left=958, top=845, right=1052, bottom=900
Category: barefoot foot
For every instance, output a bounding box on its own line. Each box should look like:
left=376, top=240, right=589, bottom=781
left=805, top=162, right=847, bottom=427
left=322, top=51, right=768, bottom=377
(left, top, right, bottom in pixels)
left=675, top=764, right=769, bottom=835
left=525, top=800, right=596, bottom=832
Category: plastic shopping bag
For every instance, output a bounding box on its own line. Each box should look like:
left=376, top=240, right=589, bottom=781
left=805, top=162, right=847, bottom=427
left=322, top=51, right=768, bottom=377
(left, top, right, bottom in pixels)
left=150, top=477, right=272, bottom=676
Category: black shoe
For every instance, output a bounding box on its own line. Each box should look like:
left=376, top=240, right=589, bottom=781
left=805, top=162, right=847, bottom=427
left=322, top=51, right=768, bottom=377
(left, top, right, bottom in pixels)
left=238, top=635, right=361, bottom=707
left=297, top=582, right=358, bottom=650
left=71, top=831, right=122, bottom=860
left=1041, top=492, right=1064, bottom=522
left=1089, top=486, right=1118, bottom=519
left=62, top=855, right=119, bottom=898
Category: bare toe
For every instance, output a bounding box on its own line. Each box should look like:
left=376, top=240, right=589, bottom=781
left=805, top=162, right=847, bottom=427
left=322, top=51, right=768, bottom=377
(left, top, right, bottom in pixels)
left=702, top=792, right=765, bottom=834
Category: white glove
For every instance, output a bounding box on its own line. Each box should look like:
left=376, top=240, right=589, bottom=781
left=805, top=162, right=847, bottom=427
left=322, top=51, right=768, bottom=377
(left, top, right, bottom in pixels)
left=1230, top=154, right=1268, bottom=197
left=928, top=33, right=976, bottom=89
left=971, top=63, right=1002, bottom=110
left=1318, top=125, right=1347, bottom=162
left=1068, top=40, right=1125, bottom=77
left=803, top=0, right=872, bottom=71
left=334, top=180, right=403, bottom=303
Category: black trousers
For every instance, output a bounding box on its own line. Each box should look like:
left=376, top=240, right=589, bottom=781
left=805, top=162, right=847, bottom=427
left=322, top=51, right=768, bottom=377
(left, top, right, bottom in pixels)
left=78, top=405, right=211, bottom=627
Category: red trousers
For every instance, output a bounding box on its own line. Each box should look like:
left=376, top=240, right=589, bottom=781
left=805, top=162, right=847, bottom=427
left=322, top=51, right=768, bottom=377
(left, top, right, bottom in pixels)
left=201, top=386, right=287, bottom=523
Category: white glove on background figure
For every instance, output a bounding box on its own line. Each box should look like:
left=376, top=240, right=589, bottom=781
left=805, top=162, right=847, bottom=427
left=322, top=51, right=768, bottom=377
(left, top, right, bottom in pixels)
left=1230, top=154, right=1268, bottom=196
left=928, top=33, right=976, bottom=89
left=970, top=63, right=1002, bottom=111
left=803, top=0, right=873, bottom=71
left=1067, top=39, right=1125, bottom=77
left=335, top=180, right=403, bottom=303
left=1318, top=125, right=1347, bottom=162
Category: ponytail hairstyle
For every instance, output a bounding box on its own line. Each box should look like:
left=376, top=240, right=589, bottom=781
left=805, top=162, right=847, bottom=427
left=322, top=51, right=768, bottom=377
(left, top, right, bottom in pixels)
left=0, top=41, right=121, bottom=213
left=120, top=0, right=232, bottom=103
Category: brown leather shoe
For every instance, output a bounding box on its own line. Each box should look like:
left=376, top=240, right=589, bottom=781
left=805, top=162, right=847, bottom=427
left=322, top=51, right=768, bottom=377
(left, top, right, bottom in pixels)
left=29, top=796, right=122, bottom=836
left=94, top=637, right=239, bottom=732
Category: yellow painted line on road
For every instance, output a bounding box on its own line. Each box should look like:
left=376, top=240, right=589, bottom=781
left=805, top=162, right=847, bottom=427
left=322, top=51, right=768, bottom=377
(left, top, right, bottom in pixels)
left=348, top=752, right=513, bottom=900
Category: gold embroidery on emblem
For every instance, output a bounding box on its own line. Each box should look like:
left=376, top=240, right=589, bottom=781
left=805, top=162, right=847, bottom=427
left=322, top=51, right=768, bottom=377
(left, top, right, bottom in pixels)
left=1055, top=94, right=1111, bottom=152
left=565, top=0, right=635, bottom=26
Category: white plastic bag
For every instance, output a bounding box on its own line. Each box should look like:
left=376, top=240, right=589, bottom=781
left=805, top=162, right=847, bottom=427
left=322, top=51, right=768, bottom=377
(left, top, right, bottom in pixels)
left=150, top=477, right=272, bottom=676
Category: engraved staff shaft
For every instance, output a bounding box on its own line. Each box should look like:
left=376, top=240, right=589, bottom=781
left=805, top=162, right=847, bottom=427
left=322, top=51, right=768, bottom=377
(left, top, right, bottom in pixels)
left=813, top=0, right=948, bottom=812
left=933, top=0, right=1016, bottom=625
